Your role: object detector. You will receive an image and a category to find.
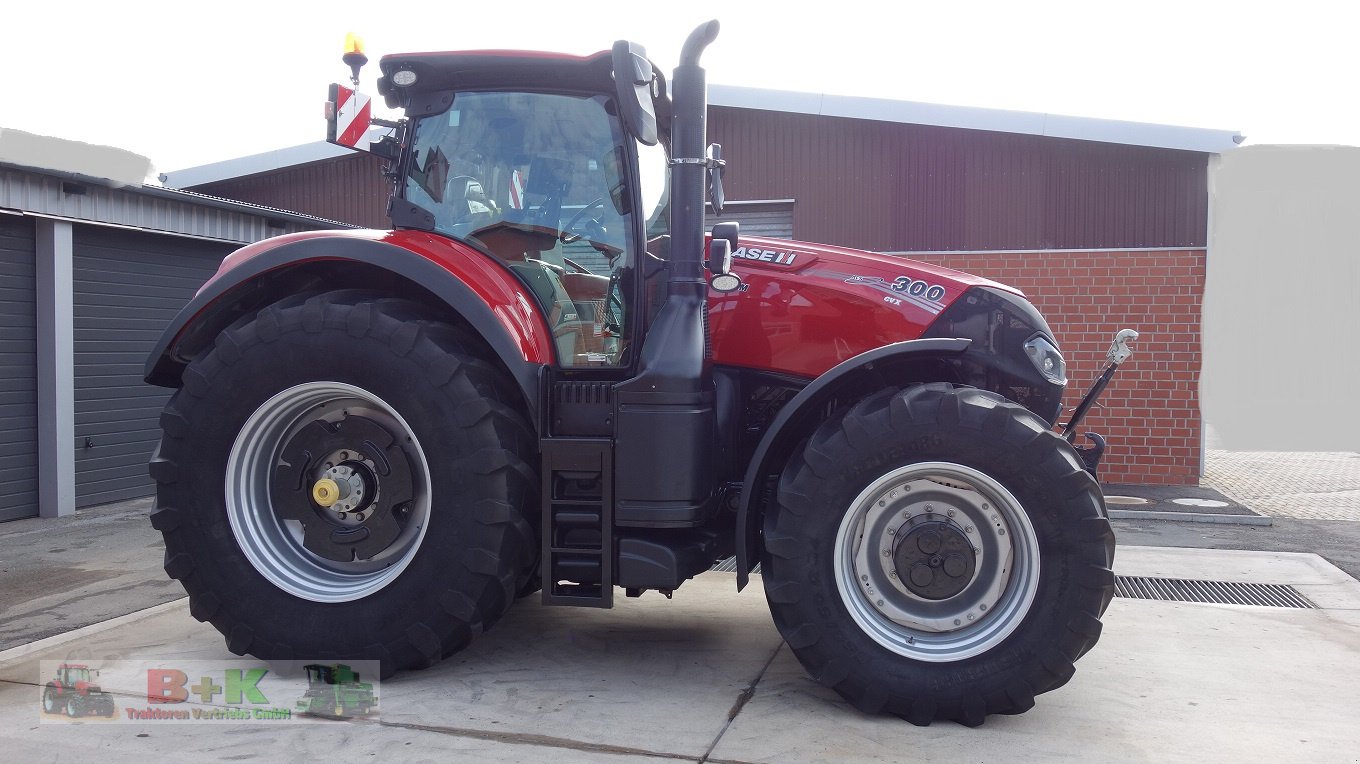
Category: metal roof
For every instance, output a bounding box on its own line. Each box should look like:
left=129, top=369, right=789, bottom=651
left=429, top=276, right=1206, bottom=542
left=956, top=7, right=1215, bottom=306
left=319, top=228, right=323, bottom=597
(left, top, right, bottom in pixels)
left=1, top=161, right=352, bottom=244
left=162, top=127, right=394, bottom=189
left=162, top=87, right=1239, bottom=188
left=709, top=85, right=1243, bottom=154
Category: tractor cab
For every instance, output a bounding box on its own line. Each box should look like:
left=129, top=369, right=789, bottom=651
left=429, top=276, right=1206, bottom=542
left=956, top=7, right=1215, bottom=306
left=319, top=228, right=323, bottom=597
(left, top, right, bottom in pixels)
left=57, top=664, right=93, bottom=686
left=327, top=42, right=726, bottom=372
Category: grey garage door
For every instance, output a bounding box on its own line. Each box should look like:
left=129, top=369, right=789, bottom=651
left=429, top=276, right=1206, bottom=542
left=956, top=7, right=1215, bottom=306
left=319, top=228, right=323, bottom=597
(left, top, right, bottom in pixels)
left=73, top=227, right=231, bottom=508
left=0, top=216, right=38, bottom=521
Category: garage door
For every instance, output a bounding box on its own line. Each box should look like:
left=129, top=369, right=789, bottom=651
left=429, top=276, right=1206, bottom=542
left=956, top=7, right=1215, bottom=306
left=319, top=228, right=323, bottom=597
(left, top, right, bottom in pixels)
left=73, top=227, right=232, bottom=508
left=0, top=216, right=38, bottom=521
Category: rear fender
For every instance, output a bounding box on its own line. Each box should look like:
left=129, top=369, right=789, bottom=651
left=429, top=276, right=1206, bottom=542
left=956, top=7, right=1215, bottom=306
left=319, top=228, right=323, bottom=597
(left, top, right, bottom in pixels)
left=733, top=338, right=971, bottom=590
left=144, top=235, right=553, bottom=416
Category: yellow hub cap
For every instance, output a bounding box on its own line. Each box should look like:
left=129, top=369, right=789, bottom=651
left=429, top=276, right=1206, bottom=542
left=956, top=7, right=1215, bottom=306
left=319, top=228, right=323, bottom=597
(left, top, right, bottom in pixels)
left=312, top=478, right=342, bottom=508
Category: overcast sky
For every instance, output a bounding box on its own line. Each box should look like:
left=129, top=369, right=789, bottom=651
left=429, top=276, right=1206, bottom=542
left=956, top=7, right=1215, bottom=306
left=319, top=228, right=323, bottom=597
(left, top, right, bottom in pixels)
left=4, top=0, right=1356, bottom=176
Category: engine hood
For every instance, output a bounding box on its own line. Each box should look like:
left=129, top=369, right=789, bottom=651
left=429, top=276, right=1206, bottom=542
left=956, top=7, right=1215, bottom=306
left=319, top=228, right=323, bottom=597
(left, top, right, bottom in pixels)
left=708, top=235, right=1023, bottom=378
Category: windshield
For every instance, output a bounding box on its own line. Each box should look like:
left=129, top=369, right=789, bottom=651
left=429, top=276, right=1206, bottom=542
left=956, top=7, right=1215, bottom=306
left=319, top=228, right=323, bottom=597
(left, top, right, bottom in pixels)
left=405, top=92, right=629, bottom=268
left=404, top=91, right=638, bottom=367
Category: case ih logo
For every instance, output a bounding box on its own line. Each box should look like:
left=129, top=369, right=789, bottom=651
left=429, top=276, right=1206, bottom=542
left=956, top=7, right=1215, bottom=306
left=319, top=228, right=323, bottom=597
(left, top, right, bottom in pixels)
left=732, top=246, right=802, bottom=266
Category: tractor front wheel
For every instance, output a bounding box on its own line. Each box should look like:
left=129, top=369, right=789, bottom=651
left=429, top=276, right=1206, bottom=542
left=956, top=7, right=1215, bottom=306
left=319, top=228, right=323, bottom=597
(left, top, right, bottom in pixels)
left=763, top=384, right=1115, bottom=726
left=150, top=292, right=538, bottom=676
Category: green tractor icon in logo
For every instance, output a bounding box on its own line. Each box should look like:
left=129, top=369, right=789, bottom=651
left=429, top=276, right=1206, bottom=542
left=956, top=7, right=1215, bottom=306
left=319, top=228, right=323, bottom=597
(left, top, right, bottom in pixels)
left=295, top=664, right=376, bottom=718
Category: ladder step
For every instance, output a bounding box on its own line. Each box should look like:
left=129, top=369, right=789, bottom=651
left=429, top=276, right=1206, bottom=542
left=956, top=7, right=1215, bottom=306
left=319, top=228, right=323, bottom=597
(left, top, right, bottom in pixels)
left=540, top=437, right=613, bottom=608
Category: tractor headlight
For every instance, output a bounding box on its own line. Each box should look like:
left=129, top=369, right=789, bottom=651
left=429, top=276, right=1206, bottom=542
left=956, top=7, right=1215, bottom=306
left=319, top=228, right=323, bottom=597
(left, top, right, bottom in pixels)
left=1023, top=335, right=1066, bottom=385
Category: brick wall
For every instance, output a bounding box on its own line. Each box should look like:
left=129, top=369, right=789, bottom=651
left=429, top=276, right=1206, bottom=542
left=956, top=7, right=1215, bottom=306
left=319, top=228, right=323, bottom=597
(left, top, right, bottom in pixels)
left=908, top=249, right=1204, bottom=486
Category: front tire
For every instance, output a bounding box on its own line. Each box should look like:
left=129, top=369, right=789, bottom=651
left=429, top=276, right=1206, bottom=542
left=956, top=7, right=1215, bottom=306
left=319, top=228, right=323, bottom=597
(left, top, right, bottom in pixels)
left=150, top=293, right=538, bottom=676
left=763, top=384, right=1115, bottom=726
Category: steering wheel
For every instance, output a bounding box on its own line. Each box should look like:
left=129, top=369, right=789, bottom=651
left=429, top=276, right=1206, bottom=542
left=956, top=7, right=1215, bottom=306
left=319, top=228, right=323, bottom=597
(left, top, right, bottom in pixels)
left=560, top=198, right=606, bottom=244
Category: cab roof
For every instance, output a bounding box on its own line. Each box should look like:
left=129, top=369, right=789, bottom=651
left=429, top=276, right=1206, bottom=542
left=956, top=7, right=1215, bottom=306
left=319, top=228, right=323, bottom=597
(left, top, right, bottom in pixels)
left=377, top=49, right=617, bottom=107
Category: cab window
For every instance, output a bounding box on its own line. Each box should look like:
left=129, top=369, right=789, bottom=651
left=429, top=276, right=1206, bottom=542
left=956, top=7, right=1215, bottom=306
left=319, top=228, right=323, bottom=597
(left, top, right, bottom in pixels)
left=405, top=92, right=635, bottom=367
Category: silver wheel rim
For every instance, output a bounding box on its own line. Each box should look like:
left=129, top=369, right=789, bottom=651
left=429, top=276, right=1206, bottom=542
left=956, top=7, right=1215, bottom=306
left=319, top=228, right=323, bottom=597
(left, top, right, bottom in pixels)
left=226, top=382, right=432, bottom=603
left=833, top=461, right=1040, bottom=662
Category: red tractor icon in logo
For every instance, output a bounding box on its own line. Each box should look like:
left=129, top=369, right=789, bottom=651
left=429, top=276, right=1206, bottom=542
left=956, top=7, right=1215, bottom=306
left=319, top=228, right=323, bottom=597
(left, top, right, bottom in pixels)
left=42, top=664, right=116, bottom=718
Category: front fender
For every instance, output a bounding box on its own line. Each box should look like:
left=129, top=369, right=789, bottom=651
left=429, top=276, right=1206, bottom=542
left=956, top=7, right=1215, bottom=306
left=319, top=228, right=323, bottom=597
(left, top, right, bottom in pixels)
left=733, top=338, right=971, bottom=590
left=144, top=231, right=553, bottom=414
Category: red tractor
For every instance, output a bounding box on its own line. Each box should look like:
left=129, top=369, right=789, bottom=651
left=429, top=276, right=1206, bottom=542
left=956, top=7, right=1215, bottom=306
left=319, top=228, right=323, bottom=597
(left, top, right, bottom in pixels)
left=42, top=664, right=116, bottom=718
left=146, top=22, right=1133, bottom=726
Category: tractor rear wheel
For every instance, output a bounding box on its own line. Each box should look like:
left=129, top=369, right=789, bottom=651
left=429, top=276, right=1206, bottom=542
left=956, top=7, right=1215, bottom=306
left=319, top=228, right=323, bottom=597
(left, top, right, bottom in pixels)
left=763, top=383, right=1115, bottom=726
left=149, top=292, right=538, bottom=676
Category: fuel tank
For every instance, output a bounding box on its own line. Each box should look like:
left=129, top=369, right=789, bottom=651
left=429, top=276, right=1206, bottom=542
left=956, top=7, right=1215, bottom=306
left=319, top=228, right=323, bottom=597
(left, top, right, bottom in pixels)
left=709, top=235, right=1019, bottom=378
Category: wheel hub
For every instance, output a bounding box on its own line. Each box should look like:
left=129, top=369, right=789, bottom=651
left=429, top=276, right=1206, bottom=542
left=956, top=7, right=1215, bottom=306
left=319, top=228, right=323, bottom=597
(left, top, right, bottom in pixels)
left=836, top=463, right=1041, bottom=661
left=269, top=414, right=415, bottom=563
left=894, top=520, right=976, bottom=600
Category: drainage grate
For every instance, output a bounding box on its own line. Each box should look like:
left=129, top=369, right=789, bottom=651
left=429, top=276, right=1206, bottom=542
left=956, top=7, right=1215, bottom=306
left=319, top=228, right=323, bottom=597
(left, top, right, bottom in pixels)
left=710, top=557, right=746, bottom=574
left=1114, top=576, right=1314, bottom=608
left=710, top=560, right=1314, bottom=609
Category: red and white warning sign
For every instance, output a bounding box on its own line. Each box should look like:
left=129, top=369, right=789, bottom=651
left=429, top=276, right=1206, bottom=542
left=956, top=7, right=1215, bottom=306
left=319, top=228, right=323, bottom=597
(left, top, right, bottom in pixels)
left=509, top=169, right=526, bottom=209
left=327, top=84, right=372, bottom=149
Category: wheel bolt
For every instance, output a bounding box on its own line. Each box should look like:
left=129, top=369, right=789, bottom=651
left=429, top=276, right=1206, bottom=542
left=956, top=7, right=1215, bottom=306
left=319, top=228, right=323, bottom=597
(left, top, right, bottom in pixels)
left=967, top=614, right=975, bottom=621
left=982, top=503, right=989, bottom=510
left=948, top=509, right=955, bottom=517
left=965, top=525, right=974, bottom=533
left=889, top=570, right=897, bottom=578
left=862, top=574, right=869, bottom=581
left=887, top=527, right=896, bottom=535
left=954, top=619, right=961, bottom=626
left=877, top=600, right=884, bottom=607
left=979, top=603, right=987, bottom=611
left=999, top=529, right=1006, bottom=536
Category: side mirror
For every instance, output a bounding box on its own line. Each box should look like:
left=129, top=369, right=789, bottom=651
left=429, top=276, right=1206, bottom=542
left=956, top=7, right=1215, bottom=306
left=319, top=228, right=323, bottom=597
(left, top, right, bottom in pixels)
left=611, top=41, right=659, bottom=146
left=708, top=221, right=743, bottom=293
left=711, top=221, right=739, bottom=263
left=708, top=239, right=741, bottom=293
left=707, top=143, right=726, bottom=215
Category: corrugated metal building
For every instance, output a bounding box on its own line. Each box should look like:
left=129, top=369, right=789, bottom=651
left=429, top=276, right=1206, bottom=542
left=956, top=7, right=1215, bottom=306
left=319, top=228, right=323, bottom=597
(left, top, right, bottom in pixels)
left=163, top=87, right=1240, bottom=486
left=0, top=154, right=347, bottom=522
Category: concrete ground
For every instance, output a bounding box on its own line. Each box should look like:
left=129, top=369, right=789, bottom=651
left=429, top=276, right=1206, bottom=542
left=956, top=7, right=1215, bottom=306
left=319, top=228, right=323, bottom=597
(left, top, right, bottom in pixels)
left=1, top=547, right=1357, bottom=762
left=1, top=449, right=1358, bottom=761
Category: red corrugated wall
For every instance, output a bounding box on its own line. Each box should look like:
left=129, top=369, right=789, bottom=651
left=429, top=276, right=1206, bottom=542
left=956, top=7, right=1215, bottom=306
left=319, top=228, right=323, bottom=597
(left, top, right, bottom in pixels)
left=708, top=106, right=1208, bottom=252
left=912, top=249, right=1204, bottom=485
left=191, top=154, right=390, bottom=229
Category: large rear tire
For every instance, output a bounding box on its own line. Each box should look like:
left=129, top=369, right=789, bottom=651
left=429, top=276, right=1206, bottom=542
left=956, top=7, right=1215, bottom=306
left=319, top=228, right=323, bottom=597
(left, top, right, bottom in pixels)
left=763, top=384, right=1115, bottom=726
left=150, top=292, right=538, bottom=676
